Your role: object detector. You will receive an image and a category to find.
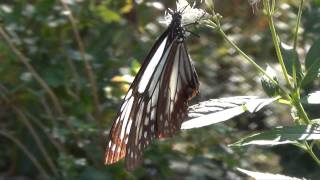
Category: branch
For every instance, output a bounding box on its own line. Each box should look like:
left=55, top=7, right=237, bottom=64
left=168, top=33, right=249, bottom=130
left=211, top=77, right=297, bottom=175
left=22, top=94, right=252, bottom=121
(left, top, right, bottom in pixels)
left=59, top=1, right=100, bottom=115
left=0, top=86, right=59, bottom=176
left=0, top=27, right=65, bottom=117
left=0, top=130, right=50, bottom=178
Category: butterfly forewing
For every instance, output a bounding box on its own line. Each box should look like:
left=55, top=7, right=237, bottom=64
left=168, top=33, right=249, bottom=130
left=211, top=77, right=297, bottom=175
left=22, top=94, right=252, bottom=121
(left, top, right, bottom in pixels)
left=104, top=29, right=170, bottom=165
left=105, top=11, right=199, bottom=170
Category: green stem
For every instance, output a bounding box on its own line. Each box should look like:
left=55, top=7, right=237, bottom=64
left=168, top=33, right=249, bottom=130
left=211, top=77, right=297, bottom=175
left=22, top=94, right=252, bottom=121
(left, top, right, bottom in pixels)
left=293, top=0, right=304, bottom=50
left=0, top=27, right=65, bottom=118
left=60, top=0, right=100, bottom=116
left=293, top=97, right=310, bottom=124
left=216, top=27, right=290, bottom=100
left=0, top=87, right=59, bottom=176
left=0, top=131, right=50, bottom=178
left=264, top=0, right=292, bottom=89
left=218, top=30, right=273, bottom=83
left=305, top=142, right=320, bottom=166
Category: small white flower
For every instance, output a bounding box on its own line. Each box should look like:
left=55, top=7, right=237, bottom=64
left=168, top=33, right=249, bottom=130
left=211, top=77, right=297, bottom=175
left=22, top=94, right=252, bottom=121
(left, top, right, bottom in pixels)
left=20, top=72, right=33, bottom=82
left=248, top=0, right=261, bottom=6
left=75, top=158, right=87, bottom=166
left=159, top=0, right=209, bottom=26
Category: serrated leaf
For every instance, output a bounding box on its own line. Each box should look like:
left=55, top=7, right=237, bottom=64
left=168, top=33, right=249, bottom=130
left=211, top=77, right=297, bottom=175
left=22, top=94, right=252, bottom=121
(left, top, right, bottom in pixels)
left=230, top=125, right=320, bottom=147
left=260, top=65, right=280, bottom=97
left=306, top=38, right=320, bottom=69
left=182, top=96, right=277, bottom=129
left=281, top=43, right=302, bottom=79
left=237, top=168, right=304, bottom=180
left=301, top=58, right=320, bottom=87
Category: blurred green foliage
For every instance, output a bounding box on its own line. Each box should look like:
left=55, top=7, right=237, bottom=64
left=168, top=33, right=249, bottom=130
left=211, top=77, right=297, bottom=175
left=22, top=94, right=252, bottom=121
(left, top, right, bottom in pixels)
left=0, top=0, right=319, bottom=179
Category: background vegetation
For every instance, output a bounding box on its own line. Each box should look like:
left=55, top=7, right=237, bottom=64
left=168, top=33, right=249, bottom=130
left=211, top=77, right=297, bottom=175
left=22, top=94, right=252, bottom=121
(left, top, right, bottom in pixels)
left=0, top=0, right=319, bottom=179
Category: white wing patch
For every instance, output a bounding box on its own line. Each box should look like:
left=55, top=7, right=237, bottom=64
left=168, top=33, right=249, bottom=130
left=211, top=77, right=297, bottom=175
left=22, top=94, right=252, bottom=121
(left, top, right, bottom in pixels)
left=169, top=44, right=180, bottom=100
left=138, top=37, right=168, bottom=93
left=148, top=42, right=174, bottom=94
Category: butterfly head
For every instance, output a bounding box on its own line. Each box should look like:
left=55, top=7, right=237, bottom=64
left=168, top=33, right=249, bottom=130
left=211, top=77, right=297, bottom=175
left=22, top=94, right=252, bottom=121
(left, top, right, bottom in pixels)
left=171, top=12, right=182, bottom=26
left=168, top=12, right=185, bottom=41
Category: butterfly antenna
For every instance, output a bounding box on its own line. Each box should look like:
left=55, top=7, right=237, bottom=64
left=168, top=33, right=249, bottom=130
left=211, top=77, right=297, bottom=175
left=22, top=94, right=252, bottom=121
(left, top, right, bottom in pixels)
left=179, top=4, right=190, bottom=14
left=167, top=8, right=174, bottom=15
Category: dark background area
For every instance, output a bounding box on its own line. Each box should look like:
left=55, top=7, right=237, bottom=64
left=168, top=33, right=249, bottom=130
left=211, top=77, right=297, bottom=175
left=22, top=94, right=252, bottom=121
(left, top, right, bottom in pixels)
left=0, top=0, right=319, bottom=179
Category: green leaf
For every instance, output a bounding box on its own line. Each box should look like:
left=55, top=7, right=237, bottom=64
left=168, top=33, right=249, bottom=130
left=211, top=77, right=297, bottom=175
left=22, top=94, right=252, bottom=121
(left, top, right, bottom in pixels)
left=301, top=57, right=320, bottom=87
left=237, top=168, right=304, bottom=180
left=301, top=91, right=320, bottom=104
left=96, top=5, right=121, bottom=23
left=230, top=125, right=320, bottom=147
left=182, top=96, right=277, bottom=129
left=280, top=43, right=302, bottom=79
left=301, top=39, right=320, bottom=87
left=306, top=38, right=320, bottom=69
left=311, top=119, right=320, bottom=125
left=79, top=167, right=110, bottom=180
left=130, top=58, right=141, bottom=75
left=260, top=65, right=280, bottom=97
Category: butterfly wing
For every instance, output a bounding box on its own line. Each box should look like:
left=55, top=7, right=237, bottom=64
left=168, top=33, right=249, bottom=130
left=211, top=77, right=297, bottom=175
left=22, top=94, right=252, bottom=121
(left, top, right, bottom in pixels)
left=105, top=31, right=168, bottom=164
left=156, top=42, right=199, bottom=138
left=105, top=15, right=199, bottom=171
left=104, top=29, right=170, bottom=165
left=124, top=39, right=199, bottom=170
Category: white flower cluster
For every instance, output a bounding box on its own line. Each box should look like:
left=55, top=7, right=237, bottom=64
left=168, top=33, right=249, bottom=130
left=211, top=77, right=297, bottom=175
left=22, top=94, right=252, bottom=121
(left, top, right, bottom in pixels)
left=159, top=0, right=209, bottom=26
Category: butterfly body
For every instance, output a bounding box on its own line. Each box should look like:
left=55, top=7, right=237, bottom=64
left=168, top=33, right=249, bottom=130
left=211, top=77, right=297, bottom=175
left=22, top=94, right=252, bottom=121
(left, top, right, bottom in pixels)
left=105, top=11, right=199, bottom=170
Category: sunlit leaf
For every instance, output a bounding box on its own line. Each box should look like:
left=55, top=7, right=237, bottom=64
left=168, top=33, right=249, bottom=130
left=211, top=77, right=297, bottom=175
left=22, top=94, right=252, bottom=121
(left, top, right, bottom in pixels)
left=96, top=5, right=121, bottom=23
left=182, top=96, right=277, bottom=129
left=301, top=58, right=320, bottom=87
left=302, top=91, right=320, bottom=104
left=237, top=168, right=304, bottom=180
left=130, top=59, right=141, bottom=75
left=305, top=38, right=320, bottom=69
left=311, top=119, right=320, bottom=125
left=111, top=75, right=134, bottom=83
left=301, top=39, right=320, bottom=87
left=230, top=125, right=320, bottom=147
left=120, top=0, right=133, bottom=13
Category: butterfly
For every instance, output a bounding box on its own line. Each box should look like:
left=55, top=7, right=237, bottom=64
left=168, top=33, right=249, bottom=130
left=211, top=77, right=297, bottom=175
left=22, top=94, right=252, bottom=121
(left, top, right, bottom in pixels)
left=105, top=6, right=200, bottom=171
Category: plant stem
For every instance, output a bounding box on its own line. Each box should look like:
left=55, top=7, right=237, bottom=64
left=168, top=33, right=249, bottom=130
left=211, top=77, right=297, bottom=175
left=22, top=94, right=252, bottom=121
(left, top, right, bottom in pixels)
left=216, top=27, right=290, bottom=100
left=292, top=97, right=310, bottom=124
left=264, top=0, right=292, bottom=89
left=0, top=87, right=59, bottom=176
left=59, top=0, right=100, bottom=116
left=218, top=30, right=267, bottom=79
left=293, top=0, right=304, bottom=50
left=0, top=130, right=50, bottom=178
left=305, top=142, right=320, bottom=166
left=23, top=109, right=66, bottom=153
left=0, top=27, right=65, bottom=118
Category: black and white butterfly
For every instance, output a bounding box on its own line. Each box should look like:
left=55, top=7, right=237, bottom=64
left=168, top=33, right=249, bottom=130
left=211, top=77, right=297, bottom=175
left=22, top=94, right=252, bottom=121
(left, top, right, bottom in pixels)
left=105, top=5, right=200, bottom=171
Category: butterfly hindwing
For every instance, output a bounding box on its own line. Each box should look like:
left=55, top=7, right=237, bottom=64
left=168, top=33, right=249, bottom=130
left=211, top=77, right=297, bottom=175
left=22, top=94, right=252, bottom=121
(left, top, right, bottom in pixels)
left=157, top=42, right=199, bottom=138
